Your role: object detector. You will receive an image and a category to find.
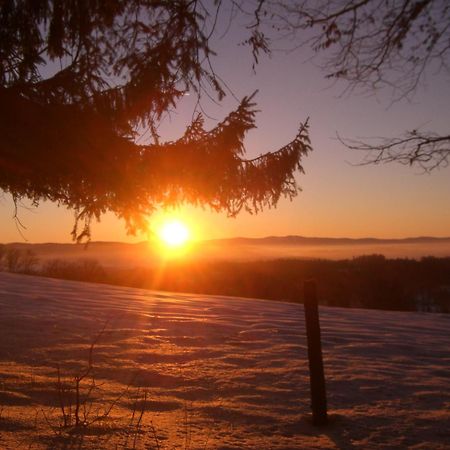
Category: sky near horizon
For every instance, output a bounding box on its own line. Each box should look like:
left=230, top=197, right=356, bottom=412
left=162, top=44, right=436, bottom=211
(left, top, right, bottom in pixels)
left=1, top=15, right=450, bottom=243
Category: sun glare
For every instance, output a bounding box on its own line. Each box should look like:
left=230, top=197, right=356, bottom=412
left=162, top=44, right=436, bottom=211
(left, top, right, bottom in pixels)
left=159, top=220, right=190, bottom=248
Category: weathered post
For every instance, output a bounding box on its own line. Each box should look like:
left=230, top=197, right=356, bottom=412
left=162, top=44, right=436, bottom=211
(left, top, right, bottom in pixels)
left=304, top=280, right=328, bottom=425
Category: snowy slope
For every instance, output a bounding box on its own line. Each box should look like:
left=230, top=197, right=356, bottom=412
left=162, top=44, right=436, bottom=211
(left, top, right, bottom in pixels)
left=0, top=272, right=448, bottom=449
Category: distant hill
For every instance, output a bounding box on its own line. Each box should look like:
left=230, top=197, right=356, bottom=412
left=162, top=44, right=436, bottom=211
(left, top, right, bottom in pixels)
left=205, top=235, right=450, bottom=246
left=4, top=235, right=450, bottom=249
left=3, top=235, right=450, bottom=263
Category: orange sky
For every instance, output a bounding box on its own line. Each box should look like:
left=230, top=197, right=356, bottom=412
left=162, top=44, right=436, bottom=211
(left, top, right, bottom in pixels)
left=1, top=23, right=450, bottom=243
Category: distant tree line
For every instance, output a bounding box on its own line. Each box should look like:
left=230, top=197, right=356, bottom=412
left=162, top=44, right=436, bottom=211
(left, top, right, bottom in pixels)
left=103, top=255, right=449, bottom=313
left=1, top=248, right=448, bottom=313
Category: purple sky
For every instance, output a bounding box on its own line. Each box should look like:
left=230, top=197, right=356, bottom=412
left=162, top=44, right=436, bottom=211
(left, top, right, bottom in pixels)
left=1, top=12, right=449, bottom=243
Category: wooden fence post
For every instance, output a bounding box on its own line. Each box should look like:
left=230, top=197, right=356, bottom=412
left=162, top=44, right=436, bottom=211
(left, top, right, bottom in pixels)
left=304, top=280, right=328, bottom=425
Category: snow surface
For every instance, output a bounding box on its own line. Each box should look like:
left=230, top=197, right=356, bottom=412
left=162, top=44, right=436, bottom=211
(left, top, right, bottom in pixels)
left=0, top=272, right=449, bottom=449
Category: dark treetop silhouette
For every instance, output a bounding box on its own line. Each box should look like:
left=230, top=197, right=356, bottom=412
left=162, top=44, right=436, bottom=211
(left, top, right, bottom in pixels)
left=0, top=1, right=311, bottom=241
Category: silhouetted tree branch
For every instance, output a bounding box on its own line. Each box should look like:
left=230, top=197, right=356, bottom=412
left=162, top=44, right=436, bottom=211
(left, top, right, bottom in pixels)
left=246, top=0, right=450, bottom=170
left=0, top=1, right=311, bottom=241
left=262, top=0, right=449, bottom=99
left=341, top=130, right=450, bottom=171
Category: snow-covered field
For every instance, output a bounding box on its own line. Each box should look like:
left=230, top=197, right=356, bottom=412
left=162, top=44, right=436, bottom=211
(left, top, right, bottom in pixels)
left=0, top=272, right=449, bottom=449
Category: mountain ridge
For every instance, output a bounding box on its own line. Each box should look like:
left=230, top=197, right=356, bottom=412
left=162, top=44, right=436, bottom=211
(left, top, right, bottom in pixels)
left=3, top=235, right=450, bottom=247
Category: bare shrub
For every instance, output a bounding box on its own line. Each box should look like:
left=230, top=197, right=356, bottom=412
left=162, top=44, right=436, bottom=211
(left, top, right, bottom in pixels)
left=47, top=324, right=125, bottom=430
left=0, top=244, right=5, bottom=269
left=3, top=248, right=39, bottom=274
left=121, top=388, right=162, bottom=450
left=18, top=249, right=39, bottom=273
left=5, top=248, right=21, bottom=272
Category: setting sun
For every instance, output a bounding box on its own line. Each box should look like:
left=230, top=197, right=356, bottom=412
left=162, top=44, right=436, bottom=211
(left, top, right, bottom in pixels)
left=159, top=220, right=190, bottom=248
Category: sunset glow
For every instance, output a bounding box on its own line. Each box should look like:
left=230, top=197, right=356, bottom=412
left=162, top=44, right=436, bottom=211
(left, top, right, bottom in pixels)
left=159, top=220, right=190, bottom=248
